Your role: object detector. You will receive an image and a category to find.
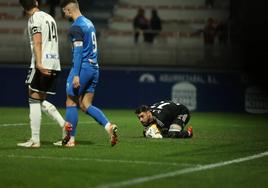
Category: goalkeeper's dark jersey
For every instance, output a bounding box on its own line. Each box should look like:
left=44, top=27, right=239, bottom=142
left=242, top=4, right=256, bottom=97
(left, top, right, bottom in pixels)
left=150, top=100, right=190, bottom=129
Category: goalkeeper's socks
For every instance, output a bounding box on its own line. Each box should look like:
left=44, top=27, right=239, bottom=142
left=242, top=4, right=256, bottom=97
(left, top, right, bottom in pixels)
left=29, top=97, right=42, bottom=143
left=66, top=106, right=78, bottom=136
left=178, top=130, right=191, bottom=138
left=86, top=105, right=109, bottom=127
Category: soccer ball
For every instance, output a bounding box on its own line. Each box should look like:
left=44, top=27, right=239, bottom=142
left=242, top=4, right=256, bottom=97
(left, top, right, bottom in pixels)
left=145, top=124, right=163, bottom=139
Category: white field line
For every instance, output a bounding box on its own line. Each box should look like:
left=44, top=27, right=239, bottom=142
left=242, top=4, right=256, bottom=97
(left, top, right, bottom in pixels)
left=96, top=151, right=268, bottom=188
left=0, top=121, right=95, bottom=127
left=0, top=154, right=194, bottom=167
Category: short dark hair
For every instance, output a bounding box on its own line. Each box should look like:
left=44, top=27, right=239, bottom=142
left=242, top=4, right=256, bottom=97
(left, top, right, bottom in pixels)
left=60, top=0, right=78, bottom=8
left=135, top=105, right=150, bottom=114
left=19, top=0, right=37, bottom=11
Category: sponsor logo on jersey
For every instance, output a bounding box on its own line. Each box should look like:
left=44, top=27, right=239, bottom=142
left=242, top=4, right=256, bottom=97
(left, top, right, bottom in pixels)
left=45, top=54, right=59, bottom=59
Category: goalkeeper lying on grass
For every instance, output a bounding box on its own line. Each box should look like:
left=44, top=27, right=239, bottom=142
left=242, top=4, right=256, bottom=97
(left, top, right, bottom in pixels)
left=135, top=100, right=193, bottom=139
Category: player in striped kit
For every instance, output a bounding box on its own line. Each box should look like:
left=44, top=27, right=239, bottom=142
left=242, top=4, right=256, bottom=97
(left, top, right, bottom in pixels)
left=17, top=0, right=71, bottom=148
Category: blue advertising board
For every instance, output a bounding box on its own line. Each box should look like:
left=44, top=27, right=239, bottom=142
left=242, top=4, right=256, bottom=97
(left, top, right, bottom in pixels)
left=0, top=66, right=267, bottom=113
left=94, top=68, right=245, bottom=112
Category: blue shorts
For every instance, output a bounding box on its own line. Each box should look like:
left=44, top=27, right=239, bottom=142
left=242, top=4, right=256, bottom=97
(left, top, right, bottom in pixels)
left=66, top=65, right=99, bottom=96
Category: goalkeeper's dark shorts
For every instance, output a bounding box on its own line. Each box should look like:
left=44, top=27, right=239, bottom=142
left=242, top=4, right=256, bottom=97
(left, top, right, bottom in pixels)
left=25, top=68, right=60, bottom=95
left=172, top=110, right=190, bottom=129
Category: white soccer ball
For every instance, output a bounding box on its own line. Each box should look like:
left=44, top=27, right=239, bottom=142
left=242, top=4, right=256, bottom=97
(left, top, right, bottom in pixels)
left=145, top=124, right=163, bottom=139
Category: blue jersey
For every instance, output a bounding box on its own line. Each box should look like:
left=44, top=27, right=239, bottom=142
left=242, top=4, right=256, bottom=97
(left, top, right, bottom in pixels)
left=66, top=16, right=99, bottom=96
left=69, top=16, right=98, bottom=71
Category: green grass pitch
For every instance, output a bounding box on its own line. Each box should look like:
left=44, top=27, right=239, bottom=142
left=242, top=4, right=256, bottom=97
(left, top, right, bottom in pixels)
left=0, top=107, right=268, bottom=188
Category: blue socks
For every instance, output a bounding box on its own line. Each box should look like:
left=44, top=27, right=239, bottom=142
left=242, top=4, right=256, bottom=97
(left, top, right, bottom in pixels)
left=65, top=105, right=108, bottom=137
left=86, top=105, right=109, bottom=127
left=66, top=106, right=78, bottom=136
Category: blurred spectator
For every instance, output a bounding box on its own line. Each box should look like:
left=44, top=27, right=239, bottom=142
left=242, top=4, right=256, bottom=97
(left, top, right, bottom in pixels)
left=192, top=17, right=217, bottom=62
left=205, top=0, right=215, bottom=8
left=147, top=9, right=162, bottom=44
left=202, top=17, right=217, bottom=45
left=203, top=18, right=217, bottom=61
left=192, top=17, right=217, bottom=45
left=133, top=8, right=150, bottom=43
left=216, top=20, right=229, bottom=45
left=47, top=0, right=60, bottom=18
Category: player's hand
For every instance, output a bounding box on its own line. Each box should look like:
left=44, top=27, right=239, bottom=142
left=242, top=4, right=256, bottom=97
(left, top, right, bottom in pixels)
left=73, top=76, right=80, bottom=89
left=36, top=64, right=51, bottom=76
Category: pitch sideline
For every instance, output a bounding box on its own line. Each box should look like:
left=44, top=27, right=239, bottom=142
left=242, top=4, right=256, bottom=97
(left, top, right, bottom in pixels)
left=0, top=121, right=94, bottom=127
left=96, top=151, right=268, bottom=188
left=0, top=154, right=194, bottom=167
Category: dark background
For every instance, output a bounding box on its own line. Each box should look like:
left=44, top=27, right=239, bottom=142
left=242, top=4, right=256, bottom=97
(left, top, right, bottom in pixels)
left=231, top=0, right=267, bottom=91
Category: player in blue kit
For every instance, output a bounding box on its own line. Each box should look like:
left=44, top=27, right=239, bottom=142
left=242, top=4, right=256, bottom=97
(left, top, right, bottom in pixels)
left=57, top=0, right=118, bottom=147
